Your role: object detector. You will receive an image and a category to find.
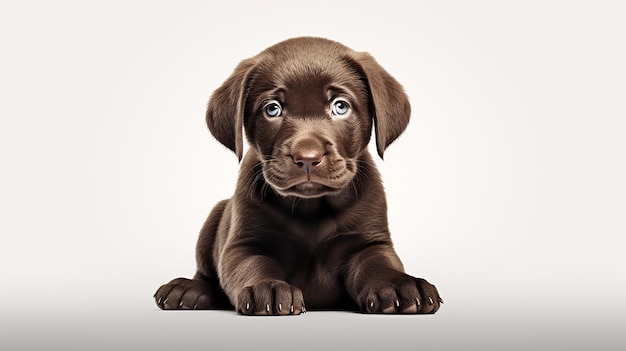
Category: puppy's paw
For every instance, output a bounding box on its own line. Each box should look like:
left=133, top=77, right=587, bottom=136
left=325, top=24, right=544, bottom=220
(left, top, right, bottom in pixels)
left=236, top=280, right=305, bottom=316
left=358, top=274, right=442, bottom=314
left=154, top=277, right=226, bottom=310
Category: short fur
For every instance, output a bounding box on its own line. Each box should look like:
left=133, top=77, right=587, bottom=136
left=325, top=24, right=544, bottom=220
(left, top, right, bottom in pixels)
left=154, top=37, right=442, bottom=315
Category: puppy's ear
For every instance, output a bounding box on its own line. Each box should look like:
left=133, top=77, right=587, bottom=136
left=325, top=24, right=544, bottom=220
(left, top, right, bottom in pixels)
left=206, top=58, right=256, bottom=161
left=351, top=52, right=410, bottom=159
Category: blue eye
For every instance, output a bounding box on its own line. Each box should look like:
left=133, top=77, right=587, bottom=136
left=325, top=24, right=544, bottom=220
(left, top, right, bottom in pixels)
left=264, top=101, right=282, bottom=117
left=332, top=99, right=350, bottom=116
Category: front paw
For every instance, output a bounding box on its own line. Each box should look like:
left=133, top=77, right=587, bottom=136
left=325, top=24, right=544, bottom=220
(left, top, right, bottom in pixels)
left=358, top=274, right=442, bottom=314
left=154, top=277, right=226, bottom=310
left=236, top=280, right=305, bottom=316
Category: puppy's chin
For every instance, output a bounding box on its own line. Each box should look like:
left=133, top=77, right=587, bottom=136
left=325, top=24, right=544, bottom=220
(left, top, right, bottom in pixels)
left=273, top=181, right=343, bottom=199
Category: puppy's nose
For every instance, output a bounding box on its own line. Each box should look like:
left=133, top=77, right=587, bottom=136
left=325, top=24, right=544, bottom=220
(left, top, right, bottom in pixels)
left=293, top=149, right=323, bottom=174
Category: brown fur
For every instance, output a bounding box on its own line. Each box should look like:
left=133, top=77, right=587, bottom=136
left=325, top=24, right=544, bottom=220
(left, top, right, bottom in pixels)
left=154, top=37, right=442, bottom=315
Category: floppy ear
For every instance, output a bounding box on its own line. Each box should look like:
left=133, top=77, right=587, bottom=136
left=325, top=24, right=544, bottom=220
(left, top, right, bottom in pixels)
left=351, top=52, right=411, bottom=159
left=206, top=58, right=256, bottom=161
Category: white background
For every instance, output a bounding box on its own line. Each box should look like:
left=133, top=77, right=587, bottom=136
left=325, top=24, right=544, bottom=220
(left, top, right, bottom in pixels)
left=1, top=1, right=625, bottom=350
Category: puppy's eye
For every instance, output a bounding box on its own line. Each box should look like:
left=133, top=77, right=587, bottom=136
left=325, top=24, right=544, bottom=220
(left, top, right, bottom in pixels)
left=264, top=101, right=282, bottom=118
left=331, top=99, right=350, bottom=116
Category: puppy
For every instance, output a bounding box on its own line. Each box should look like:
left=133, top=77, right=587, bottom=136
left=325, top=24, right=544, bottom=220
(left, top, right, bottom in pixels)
left=154, top=37, right=442, bottom=315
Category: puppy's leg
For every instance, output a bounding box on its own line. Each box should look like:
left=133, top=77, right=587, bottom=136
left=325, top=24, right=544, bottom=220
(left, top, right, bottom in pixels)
left=344, top=244, right=442, bottom=314
left=220, top=252, right=305, bottom=316
left=154, top=200, right=232, bottom=310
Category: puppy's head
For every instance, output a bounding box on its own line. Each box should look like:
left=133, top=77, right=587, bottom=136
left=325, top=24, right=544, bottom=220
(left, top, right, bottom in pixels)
left=206, top=37, right=410, bottom=198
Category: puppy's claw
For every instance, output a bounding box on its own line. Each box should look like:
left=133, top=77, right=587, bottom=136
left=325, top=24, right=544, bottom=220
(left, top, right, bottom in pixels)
left=266, top=304, right=270, bottom=313
left=246, top=302, right=250, bottom=310
left=278, top=303, right=282, bottom=312
left=438, top=297, right=444, bottom=304
left=415, top=298, right=421, bottom=306
left=428, top=296, right=434, bottom=305
left=369, top=301, right=374, bottom=309
left=395, top=300, right=400, bottom=308
left=290, top=305, right=294, bottom=313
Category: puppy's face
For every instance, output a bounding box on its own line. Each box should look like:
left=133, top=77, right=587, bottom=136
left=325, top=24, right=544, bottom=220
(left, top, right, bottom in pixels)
left=206, top=37, right=411, bottom=199
left=244, top=54, right=372, bottom=198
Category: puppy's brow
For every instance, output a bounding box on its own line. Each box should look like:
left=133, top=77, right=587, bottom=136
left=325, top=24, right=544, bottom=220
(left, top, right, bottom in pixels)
left=327, top=85, right=357, bottom=102
left=254, top=88, right=286, bottom=109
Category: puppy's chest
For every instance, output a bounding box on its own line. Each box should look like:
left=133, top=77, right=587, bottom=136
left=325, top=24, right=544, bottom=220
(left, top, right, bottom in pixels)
left=270, top=217, right=339, bottom=270
left=268, top=208, right=361, bottom=269
left=267, top=218, right=360, bottom=307
left=280, top=238, right=347, bottom=308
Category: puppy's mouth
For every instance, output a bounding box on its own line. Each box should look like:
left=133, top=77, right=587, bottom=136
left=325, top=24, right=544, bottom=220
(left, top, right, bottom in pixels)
left=279, top=179, right=341, bottom=199
left=263, top=160, right=355, bottom=199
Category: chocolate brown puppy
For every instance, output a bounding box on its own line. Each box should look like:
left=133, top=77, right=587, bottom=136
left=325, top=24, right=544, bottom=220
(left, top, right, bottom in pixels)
left=154, top=37, right=442, bottom=315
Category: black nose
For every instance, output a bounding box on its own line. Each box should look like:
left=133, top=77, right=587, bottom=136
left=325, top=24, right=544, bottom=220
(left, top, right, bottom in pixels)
left=292, top=149, right=323, bottom=174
